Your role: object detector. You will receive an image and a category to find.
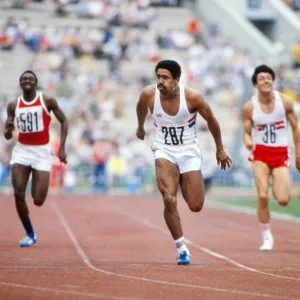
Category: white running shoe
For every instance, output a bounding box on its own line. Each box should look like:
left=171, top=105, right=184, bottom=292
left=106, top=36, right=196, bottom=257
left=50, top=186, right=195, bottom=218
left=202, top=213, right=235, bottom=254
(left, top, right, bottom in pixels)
left=19, top=235, right=37, bottom=247
left=259, top=235, right=274, bottom=251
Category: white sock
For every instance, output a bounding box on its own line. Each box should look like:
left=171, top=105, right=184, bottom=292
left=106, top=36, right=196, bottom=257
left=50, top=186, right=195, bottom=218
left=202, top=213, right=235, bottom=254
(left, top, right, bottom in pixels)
left=260, top=223, right=272, bottom=240
left=174, top=236, right=190, bottom=256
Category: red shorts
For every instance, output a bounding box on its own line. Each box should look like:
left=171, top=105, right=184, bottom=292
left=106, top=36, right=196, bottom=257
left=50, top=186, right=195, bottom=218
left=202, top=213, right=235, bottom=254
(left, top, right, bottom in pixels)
left=248, top=144, right=290, bottom=168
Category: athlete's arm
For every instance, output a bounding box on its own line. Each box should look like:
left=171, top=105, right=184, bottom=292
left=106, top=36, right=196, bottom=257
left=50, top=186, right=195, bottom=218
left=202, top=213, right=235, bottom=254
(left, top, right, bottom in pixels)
left=4, top=101, right=16, bottom=140
left=242, top=101, right=254, bottom=151
left=46, top=97, right=68, bottom=164
left=282, top=94, right=300, bottom=171
left=192, top=90, right=223, bottom=151
left=191, top=90, right=232, bottom=170
left=136, top=86, right=152, bottom=140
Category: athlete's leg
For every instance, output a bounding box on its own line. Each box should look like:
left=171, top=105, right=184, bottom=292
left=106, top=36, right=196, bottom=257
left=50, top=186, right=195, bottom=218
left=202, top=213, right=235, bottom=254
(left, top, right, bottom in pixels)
left=155, top=158, right=181, bottom=239
left=12, top=164, right=31, bottom=221
left=180, top=170, right=205, bottom=212
left=271, top=167, right=291, bottom=207
left=252, top=161, right=273, bottom=250
left=12, top=164, right=37, bottom=244
left=31, top=169, right=50, bottom=206
left=155, top=158, right=190, bottom=264
left=253, top=161, right=271, bottom=223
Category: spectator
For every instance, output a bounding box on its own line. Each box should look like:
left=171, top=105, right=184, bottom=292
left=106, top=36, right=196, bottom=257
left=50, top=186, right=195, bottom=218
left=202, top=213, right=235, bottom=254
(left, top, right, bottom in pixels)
left=292, top=40, right=300, bottom=69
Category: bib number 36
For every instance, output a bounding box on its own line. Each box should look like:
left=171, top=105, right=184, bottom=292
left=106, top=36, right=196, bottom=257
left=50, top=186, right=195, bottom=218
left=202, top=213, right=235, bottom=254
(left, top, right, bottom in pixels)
left=262, top=124, right=276, bottom=144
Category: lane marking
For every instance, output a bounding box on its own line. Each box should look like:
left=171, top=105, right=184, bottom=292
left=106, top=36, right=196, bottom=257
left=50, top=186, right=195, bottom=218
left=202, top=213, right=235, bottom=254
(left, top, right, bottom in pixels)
left=206, top=200, right=300, bottom=224
left=0, top=281, right=137, bottom=299
left=114, top=207, right=300, bottom=282
left=205, top=201, right=300, bottom=245
left=51, top=202, right=295, bottom=299
left=0, top=266, right=85, bottom=269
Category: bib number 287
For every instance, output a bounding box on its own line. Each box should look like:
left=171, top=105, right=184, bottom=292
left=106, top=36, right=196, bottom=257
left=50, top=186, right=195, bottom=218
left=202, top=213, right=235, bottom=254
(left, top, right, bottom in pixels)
left=162, top=126, right=184, bottom=145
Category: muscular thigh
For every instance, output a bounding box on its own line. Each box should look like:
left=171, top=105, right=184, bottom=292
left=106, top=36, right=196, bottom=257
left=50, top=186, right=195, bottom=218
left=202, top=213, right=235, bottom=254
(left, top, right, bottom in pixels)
left=31, top=169, right=50, bottom=200
left=252, top=161, right=271, bottom=197
left=180, top=171, right=205, bottom=207
left=155, top=159, right=179, bottom=198
left=12, top=164, right=31, bottom=191
left=271, top=167, right=291, bottom=202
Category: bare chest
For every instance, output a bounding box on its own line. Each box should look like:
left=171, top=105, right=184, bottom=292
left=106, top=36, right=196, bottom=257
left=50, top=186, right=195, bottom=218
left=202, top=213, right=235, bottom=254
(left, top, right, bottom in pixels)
left=258, top=101, right=275, bottom=114
left=160, top=97, right=180, bottom=116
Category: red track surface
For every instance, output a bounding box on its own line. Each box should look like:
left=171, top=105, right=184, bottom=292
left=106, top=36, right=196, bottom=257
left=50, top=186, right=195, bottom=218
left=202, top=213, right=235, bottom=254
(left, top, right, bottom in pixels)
left=0, top=194, right=300, bottom=300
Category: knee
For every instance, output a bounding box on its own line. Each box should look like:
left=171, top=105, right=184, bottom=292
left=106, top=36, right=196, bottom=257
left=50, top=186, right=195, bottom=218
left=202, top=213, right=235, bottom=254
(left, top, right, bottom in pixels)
left=187, top=192, right=205, bottom=212
left=162, top=190, right=177, bottom=212
left=188, top=199, right=204, bottom=212
left=273, top=190, right=290, bottom=207
left=189, top=204, right=203, bottom=212
left=258, top=194, right=268, bottom=207
left=33, top=198, right=45, bottom=207
left=277, top=198, right=289, bottom=207
left=14, top=188, right=26, bottom=200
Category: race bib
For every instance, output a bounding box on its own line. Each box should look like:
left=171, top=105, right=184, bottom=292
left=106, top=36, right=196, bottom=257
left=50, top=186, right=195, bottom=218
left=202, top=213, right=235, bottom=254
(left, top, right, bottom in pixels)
left=16, top=106, right=44, bottom=133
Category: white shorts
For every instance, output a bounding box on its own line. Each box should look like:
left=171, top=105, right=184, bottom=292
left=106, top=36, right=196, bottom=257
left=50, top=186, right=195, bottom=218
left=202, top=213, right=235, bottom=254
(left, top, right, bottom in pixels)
left=151, top=142, right=203, bottom=174
left=10, top=142, right=52, bottom=172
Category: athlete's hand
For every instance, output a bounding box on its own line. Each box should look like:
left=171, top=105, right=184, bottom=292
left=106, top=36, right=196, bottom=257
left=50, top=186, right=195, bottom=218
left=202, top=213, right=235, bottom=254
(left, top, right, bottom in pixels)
left=136, top=126, right=146, bottom=140
left=5, top=122, right=15, bottom=133
left=58, top=148, right=67, bottom=164
left=245, top=138, right=255, bottom=151
left=296, top=154, right=300, bottom=172
left=216, top=149, right=232, bottom=171
left=4, top=122, right=15, bottom=140
left=6, top=122, right=15, bottom=130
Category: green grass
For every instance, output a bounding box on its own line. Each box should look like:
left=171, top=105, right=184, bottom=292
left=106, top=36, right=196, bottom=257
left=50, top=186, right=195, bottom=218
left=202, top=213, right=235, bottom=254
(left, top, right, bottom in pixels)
left=220, top=197, right=300, bottom=218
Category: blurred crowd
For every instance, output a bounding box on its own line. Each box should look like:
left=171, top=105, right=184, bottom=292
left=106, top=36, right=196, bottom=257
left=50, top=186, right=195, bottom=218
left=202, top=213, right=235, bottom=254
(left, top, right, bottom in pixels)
left=283, top=0, right=300, bottom=11
left=1, top=0, right=300, bottom=192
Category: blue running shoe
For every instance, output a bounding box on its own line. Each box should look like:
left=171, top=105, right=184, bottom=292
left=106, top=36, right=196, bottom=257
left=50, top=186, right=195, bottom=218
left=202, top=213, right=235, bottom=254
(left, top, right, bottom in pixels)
left=177, top=251, right=191, bottom=265
left=19, top=235, right=37, bottom=247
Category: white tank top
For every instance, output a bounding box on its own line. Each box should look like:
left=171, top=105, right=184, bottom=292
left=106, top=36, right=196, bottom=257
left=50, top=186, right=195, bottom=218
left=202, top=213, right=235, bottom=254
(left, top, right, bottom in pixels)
left=252, top=91, right=288, bottom=147
left=152, top=84, right=197, bottom=148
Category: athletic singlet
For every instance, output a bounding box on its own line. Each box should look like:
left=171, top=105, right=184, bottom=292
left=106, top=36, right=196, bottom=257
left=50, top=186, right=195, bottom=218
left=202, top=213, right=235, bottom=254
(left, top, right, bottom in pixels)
left=15, top=92, right=51, bottom=146
left=152, top=84, right=197, bottom=148
left=252, top=91, right=288, bottom=147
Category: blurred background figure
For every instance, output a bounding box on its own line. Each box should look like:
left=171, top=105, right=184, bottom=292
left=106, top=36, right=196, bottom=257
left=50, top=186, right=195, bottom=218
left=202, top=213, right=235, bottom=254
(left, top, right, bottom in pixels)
left=93, top=137, right=111, bottom=192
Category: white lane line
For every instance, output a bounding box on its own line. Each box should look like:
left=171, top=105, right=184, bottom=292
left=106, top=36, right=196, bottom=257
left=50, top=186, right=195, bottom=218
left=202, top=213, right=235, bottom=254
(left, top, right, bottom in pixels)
left=0, top=281, right=135, bottom=299
left=0, top=266, right=85, bottom=269
left=205, top=201, right=300, bottom=245
left=206, top=201, right=300, bottom=224
left=51, top=202, right=294, bottom=299
left=116, top=208, right=300, bottom=282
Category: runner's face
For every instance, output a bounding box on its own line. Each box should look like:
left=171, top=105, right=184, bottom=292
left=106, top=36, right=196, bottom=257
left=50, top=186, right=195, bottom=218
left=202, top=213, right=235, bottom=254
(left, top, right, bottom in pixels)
left=255, top=72, right=273, bottom=93
left=20, top=73, right=37, bottom=92
left=156, top=69, right=178, bottom=95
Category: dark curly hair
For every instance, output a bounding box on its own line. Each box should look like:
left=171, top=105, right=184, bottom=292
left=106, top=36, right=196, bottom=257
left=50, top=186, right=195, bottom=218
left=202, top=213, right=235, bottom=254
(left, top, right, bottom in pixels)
left=251, top=65, right=275, bottom=86
left=155, top=60, right=181, bottom=80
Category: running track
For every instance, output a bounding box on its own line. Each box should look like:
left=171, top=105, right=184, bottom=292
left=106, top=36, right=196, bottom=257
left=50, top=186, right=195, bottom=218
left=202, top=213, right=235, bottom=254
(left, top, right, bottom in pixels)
left=0, top=194, right=300, bottom=300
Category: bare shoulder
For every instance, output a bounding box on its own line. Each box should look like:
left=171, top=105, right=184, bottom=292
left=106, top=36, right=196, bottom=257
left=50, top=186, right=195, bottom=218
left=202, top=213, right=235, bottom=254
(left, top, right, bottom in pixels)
left=43, top=93, right=56, bottom=104
left=242, top=99, right=253, bottom=112
left=185, top=86, right=203, bottom=101
left=43, top=94, right=59, bottom=111
left=140, top=85, right=156, bottom=101
left=184, top=86, right=204, bottom=110
left=242, top=99, right=253, bottom=118
left=279, top=92, right=294, bottom=111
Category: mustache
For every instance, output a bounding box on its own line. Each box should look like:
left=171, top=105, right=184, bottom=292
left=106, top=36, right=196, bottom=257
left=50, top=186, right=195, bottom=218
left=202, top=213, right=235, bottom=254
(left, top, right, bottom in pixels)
left=157, top=84, right=165, bottom=88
